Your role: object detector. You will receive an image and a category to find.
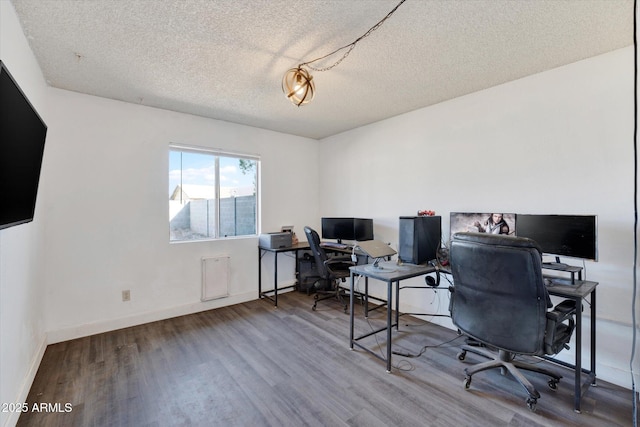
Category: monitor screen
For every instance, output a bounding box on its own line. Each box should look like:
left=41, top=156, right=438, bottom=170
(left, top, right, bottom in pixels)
left=0, top=61, right=47, bottom=230
left=354, top=218, right=374, bottom=241
left=515, top=214, right=597, bottom=261
left=449, top=212, right=516, bottom=241
left=321, top=217, right=373, bottom=242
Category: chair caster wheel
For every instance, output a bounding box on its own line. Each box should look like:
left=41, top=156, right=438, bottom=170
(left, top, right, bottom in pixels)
left=526, top=397, right=537, bottom=411
left=457, top=351, right=466, bottom=361
left=548, top=379, right=559, bottom=390
left=463, top=376, right=471, bottom=389
left=312, top=305, right=317, bottom=311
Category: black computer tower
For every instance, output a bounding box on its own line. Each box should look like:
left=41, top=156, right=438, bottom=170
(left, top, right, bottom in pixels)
left=297, top=252, right=318, bottom=294
left=398, top=216, right=442, bottom=264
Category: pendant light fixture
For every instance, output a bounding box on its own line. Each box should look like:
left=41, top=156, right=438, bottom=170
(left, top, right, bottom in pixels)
left=282, top=67, right=315, bottom=106
left=282, top=0, right=406, bottom=107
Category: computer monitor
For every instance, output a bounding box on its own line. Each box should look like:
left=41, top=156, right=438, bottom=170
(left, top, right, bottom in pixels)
left=354, top=218, right=374, bottom=241
left=515, top=214, right=597, bottom=262
left=321, top=217, right=374, bottom=243
left=449, top=212, right=516, bottom=241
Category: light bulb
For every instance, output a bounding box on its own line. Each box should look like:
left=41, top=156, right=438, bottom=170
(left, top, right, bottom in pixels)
left=282, top=67, right=315, bottom=106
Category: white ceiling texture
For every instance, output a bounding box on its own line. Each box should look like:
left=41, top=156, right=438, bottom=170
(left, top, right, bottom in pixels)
left=10, top=0, right=634, bottom=139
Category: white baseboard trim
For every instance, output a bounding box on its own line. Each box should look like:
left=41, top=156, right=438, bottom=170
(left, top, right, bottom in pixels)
left=46, top=290, right=257, bottom=344
left=3, top=336, right=47, bottom=427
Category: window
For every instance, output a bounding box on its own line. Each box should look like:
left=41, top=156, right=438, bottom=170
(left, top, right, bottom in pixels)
left=169, top=145, right=259, bottom=242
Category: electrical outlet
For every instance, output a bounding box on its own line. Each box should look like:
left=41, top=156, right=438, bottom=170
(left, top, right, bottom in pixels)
left=122, top=290, right=131, bottom=302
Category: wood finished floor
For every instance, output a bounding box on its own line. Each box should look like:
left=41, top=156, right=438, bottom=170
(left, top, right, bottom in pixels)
left=18, top=291, right=635, bottom=427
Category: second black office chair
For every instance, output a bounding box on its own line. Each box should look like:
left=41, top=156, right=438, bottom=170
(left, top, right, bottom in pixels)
left=304, top=226, right=355, bottom=312
left=449, top=232, right=576, bottom=411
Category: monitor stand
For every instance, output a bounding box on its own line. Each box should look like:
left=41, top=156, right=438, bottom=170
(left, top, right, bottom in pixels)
left=365, top=258, right=397, bottom=273
left=542, top=256, right=569, bottom=269
left=542, top=257, right=582, bottom=284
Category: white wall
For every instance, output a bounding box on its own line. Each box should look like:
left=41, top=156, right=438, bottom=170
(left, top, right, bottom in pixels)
left=2, top=1, right=636, bottom=423
left=0, top=3, right=49, bottom=427
left=320, top=47, right=637, bottom=389
left=41, top=89, right=320, bottom=342
left=0, top=2, right=320, bottom=424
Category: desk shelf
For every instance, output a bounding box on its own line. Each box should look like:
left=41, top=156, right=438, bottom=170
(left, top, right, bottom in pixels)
left=542, top=262, right=583, bottom=284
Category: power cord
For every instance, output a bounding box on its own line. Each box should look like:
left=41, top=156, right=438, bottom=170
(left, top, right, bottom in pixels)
left=361, top=307, right=465, bottom=372
left=391, top=335, right=465, bottom=359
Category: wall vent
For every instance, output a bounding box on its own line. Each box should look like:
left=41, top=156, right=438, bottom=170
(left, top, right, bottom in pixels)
left=201, top=256, right=230, bottom=301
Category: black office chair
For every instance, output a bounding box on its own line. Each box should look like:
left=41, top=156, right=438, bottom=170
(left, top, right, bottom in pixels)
left=304, top=226, right=355, bottom=312
left=449, top=232, right=576, bottom=411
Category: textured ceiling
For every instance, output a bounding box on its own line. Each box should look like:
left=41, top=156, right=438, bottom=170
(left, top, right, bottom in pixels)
left=10, top=0, right=634, bottom=139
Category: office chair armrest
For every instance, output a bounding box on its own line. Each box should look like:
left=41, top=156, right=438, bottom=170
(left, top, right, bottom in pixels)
left=545, top=299, right=576, bottom=355
left=324, top=258, right=355, bottom=267
left=547, top=299, right=577, bottom=323
left=324, top=259, right=356, bottom=275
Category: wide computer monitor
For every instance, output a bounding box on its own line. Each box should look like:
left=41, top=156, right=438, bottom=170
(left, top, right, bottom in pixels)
left=515, top=214, right=597, bottom=262
left=321, top=217, right=374, bottom=243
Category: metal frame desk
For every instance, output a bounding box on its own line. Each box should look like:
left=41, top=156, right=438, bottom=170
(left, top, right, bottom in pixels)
left=348, top=262, right=597, bottom=412
left=349, top=263, right=437, bottom=372
left=258, top=242, right=310, bottom=306
left=543, top=277, right=597, bottom=413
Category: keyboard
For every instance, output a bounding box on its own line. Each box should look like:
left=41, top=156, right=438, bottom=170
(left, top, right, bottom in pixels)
left=320, top=242, right=349, bottom=249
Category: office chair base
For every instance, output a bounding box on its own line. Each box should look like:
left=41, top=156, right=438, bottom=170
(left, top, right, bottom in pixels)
left=311, top=281, right=349, bottom=312
left=459, top=346, right=561, bottom=411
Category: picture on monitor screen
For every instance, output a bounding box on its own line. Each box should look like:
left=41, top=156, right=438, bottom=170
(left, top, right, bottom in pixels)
left=515, top=214, right=597, bottom=261
left=449, top=212, right=516, bottom=241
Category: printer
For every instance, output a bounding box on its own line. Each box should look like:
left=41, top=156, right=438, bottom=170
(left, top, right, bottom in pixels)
left=259, top=232, right=292, bottom=249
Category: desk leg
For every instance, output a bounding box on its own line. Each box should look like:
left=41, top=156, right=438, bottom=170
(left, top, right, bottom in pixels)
left=364, top=277, right=369, bottom=317
left=395, top=281, right=400, bottom=330
left=274, top=252, right=278, bottom=307
left=591, top=290, right=597, bottom=385
left=258, top=248, right=263, bottom=299
left=574, top=296, right=582, bottom=413
left=386, top=280, right=393, bottom=373
left=350, top=271, right=355, bottom=350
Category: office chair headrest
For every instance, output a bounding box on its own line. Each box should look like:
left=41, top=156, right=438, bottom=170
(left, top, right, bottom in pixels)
left=452, top=232, right=542, bottom=254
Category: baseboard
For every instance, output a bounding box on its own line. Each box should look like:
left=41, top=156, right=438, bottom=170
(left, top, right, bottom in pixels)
left=46, top=290, right=257, bottom=344
left=3, top=336, right=47, bottom=427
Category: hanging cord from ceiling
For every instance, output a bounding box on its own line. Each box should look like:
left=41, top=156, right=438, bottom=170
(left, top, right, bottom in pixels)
left=299, top=0, right=407, bottom=72
left=282, top=0, right=407, bottom=106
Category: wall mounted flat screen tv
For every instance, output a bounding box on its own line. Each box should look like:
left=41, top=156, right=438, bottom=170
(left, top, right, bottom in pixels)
left=515, top=214, right=597, bottom=261
left=321, top=217, right=374, bottom=243
left=0, top=60, right=47, bottom=230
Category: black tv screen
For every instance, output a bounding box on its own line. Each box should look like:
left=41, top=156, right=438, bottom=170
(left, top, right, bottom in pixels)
left=321, top=217, right=373, bottom=242
left=0, top=61, right=47, bottom=230
left=515, top=214, right=597, bottom=261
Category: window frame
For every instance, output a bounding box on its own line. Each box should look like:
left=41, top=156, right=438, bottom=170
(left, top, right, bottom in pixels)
left=169, top=143, right=260, bottom=242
